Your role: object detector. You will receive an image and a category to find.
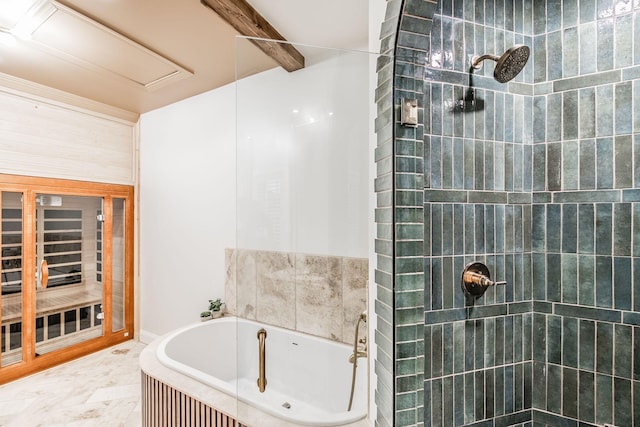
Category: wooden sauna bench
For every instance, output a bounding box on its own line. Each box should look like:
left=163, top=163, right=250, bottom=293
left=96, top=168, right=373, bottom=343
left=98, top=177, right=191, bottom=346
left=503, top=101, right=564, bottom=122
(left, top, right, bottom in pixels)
left=1, top=286, right=102, bottom=324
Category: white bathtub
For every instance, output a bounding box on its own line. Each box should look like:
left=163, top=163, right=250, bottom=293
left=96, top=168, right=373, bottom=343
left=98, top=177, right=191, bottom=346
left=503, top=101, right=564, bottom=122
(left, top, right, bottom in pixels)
left=155, top=317, right=368, bottom=426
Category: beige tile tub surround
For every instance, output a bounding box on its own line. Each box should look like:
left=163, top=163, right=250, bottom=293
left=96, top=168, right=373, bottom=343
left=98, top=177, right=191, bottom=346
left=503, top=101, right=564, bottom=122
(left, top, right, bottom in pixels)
left=257, top=251, right=297, bottom=328
left=225, top=248, right=367, bottom=344
left=235, top=249, right=259, bottom=319
left=295, top=254, right=343, bottom=341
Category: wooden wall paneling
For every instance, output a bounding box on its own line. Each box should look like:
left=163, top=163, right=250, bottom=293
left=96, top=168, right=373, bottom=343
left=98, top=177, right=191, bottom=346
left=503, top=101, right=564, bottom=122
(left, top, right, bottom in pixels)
left=0, top=90, right=136, bottom=185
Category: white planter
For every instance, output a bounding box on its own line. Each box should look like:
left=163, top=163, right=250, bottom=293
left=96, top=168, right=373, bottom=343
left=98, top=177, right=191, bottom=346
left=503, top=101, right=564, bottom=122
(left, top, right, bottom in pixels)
left=210, top=303, right=226, bottom=319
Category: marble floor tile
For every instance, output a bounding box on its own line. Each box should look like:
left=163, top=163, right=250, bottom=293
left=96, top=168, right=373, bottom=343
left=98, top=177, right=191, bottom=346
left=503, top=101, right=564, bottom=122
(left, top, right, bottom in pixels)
left=0, top=397, right=36, bottom=416
left=0, top=340, right=145, bottom=427
left=86, top=384, right=140, bottom=403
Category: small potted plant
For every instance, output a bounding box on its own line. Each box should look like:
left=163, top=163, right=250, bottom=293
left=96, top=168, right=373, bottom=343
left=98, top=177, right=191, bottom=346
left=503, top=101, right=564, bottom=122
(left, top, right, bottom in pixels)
left=200, top=311, right=212, bottom=321
left=208, top=298, right=226, bottom=319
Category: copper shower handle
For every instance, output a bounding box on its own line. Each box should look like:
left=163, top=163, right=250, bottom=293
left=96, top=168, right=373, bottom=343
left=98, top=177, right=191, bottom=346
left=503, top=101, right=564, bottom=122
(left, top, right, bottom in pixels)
left=461, top=262, right=506, bottom=299
left=462, top=270, right=506, bottom=287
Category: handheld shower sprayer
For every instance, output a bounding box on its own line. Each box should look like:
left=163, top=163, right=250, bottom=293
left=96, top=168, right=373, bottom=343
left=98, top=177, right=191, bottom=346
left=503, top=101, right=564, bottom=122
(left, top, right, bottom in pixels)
left=347, top=310, right=368, bottom=411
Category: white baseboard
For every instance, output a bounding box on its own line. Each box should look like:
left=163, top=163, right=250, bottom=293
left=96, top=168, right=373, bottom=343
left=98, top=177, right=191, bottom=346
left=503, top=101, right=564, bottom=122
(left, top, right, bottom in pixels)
left=139, top=329, right=159, bottom=345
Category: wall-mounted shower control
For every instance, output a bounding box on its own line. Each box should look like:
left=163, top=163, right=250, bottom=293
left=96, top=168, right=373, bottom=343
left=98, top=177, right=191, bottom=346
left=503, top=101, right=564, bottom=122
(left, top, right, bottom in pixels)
left=400, top=98, right=418, bottom=126
left=461, top=262, right=507, bottom=299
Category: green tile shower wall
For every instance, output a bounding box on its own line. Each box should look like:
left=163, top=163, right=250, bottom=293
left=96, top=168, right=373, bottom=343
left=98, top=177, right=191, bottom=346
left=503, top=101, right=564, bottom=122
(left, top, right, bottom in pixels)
left=375, top=1, right=401, bottom=426
left=390, top=0, right=439, bottom=424
left=377, top=0, right=640, bottom=426
left=420, top=0, right=535, bottom=425
left=531, top=0, right=640, bottom=425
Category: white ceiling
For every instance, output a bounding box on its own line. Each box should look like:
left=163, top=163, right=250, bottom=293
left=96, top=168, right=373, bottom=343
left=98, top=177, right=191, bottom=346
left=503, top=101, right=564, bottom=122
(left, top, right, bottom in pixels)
left=0, top=0, right=369, bottom=117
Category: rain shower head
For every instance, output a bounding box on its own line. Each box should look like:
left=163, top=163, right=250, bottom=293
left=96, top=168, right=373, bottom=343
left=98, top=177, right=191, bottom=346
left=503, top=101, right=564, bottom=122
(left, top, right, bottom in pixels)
left=471, top=44, right=530, bottom=83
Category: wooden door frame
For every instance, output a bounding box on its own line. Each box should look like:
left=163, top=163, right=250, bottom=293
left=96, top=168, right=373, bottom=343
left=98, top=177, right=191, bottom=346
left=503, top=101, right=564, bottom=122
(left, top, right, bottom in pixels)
left=0, top=173, right=134, bottom=384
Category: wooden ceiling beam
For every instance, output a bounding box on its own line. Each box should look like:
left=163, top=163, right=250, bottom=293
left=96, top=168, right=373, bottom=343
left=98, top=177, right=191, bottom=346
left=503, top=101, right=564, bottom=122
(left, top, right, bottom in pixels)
left=201, top=0, right=305, bottom=72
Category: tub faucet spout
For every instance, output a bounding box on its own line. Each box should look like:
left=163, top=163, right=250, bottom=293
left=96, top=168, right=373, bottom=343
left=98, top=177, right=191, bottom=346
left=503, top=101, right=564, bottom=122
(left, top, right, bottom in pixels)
left=349, top=337, right=367, bottom=363
left=257, top=328, right=267, bottom=393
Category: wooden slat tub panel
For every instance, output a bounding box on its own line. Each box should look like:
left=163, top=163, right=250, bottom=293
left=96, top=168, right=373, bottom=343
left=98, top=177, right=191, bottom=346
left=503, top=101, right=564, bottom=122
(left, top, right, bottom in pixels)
left=141, top=371, right=247, bottom=427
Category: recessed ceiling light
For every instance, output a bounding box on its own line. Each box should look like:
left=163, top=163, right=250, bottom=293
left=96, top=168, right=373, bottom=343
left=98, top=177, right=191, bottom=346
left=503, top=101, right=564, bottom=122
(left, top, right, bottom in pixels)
left=8, top=0, right=56, bottom=40
left=0, top=31, right=17, bottom=47
left=0, top=0, right=34, bottom=30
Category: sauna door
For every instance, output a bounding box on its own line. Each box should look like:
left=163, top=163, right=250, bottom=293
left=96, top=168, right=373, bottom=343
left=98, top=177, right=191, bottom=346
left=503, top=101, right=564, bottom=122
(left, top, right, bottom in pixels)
left=34, top=194, right=105, bottom=356
left=0, top=175, right=134, bottom=383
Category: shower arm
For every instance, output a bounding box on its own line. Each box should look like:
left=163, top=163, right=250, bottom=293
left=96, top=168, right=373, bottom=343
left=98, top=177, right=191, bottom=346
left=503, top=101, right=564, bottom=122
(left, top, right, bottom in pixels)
left=471, top=54, right=500, bottom=69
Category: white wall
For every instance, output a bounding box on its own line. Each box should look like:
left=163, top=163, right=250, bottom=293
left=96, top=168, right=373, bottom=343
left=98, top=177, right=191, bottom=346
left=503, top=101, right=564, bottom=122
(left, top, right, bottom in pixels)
left=138, top=84, right=236, bottom=341
left=236, top=50, right=370, bottom=258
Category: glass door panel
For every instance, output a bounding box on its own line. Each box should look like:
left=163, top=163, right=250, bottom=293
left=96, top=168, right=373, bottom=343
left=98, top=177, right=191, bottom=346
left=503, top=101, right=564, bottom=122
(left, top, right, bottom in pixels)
left=34, top=194, right=104, bottom=356
left=235, top=38, right=373, bottom=422
left=111, top=198, right=125, bottom=332
left=1, top=192, right=23, bottom=367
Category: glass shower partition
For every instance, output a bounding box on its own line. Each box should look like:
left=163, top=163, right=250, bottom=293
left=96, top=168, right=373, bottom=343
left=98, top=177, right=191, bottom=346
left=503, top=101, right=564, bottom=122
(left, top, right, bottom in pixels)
left=234, top=37, right=374, bottom=425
